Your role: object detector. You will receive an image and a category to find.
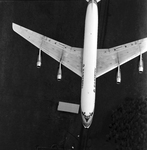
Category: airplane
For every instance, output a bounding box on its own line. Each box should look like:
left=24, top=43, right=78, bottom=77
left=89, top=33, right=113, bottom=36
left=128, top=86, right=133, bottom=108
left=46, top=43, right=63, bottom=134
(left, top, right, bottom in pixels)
left=12, top=0, right=147, bottom=128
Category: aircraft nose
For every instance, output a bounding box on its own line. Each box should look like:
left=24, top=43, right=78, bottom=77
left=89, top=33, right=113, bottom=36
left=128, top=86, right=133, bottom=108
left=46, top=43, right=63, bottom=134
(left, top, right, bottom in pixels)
left=81, top=112, right=93, bottom=128
left=82, top=120, right=91, bottom=128
left=85, top=117, right=90, bottom=122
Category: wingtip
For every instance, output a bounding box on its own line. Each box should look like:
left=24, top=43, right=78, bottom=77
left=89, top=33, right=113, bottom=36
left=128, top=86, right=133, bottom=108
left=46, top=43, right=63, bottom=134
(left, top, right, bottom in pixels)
left=12, top=23, right=20, bottom=32
left=12, top=22, right=16, bottom=31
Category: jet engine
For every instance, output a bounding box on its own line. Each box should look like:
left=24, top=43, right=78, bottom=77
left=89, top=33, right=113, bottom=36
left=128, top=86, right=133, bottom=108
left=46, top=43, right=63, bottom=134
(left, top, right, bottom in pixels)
left=57, top=62, right=62, bottom=81
left=139, top=54, right=143, bottom=73
left=116, top=65, right=121, bottom=84
left=37, top=49, right=41, bottom=68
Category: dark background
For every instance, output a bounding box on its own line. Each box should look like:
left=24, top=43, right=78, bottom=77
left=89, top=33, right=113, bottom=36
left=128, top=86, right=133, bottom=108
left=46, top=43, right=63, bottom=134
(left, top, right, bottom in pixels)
left=0, top=0, right=147, bottom=150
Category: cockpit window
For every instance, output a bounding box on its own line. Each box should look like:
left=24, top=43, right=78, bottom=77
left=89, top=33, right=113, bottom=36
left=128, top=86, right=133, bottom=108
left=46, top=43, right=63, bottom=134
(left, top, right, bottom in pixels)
left=82, top=112, right=94, bottom=122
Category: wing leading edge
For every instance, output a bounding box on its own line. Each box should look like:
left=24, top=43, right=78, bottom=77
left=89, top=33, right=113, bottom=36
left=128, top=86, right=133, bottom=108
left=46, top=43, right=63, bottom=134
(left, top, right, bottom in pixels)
left=96, top=38, right=147, bottom=78
left=12, top=23, right=147, bottom=79
left=12, top=23, right=82, bottom=77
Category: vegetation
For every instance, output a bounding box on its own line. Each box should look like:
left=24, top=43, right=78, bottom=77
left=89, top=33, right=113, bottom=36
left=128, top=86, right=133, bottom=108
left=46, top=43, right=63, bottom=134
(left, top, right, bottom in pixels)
left=107, top=97, right=147, bottom=150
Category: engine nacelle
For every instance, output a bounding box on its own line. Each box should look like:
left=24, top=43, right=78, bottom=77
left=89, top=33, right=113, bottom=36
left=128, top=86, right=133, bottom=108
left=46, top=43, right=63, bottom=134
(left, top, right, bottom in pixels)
left=37, top=59, right=41, bottom=68
left=37, top=49, right=41, bottom=68
left=139, top=56, right=143, bottom=73
left=116, top=66, right=121, bottom=84
left=57, top=63, right=62, bottom=81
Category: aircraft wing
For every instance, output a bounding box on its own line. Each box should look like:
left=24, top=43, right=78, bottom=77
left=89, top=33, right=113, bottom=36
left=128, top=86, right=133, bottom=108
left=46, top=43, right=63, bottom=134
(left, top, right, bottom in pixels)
left=12, top=23, right=82, bottom=77
left=96, top=38, right=147, bottom=78
left=12, top=23, right=147, bottom=79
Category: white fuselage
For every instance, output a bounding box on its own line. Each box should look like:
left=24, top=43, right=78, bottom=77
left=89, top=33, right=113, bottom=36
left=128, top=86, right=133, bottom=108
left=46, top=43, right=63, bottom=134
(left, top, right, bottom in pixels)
left=81, top=1, right=98, bottom=128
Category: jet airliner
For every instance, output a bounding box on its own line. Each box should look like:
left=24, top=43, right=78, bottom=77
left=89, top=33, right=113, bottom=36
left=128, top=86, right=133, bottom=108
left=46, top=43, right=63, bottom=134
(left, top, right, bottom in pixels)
left=12, top=0, right=147, bottom=128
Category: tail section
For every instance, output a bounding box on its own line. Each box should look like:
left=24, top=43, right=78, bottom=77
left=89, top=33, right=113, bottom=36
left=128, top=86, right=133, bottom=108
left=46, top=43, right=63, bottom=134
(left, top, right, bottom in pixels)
left=86, top=0, right=101, bottom=3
